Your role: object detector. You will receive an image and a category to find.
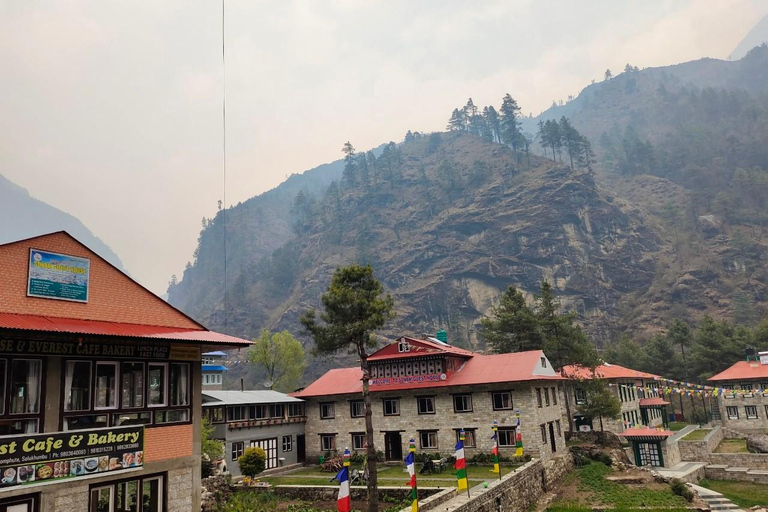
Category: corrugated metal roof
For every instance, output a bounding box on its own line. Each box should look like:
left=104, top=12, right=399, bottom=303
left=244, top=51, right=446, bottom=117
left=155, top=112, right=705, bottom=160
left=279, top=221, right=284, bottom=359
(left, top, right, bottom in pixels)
left=0, top=312, right=251, bottom=347
left=203, top=351, right=227, bottom=356
left=620, top=426, right=674, bottom=438
left=639, top=397, right=670, bottom=407
left=202, top=390, right=303, bottom=405
left=202, top=365, right=228, bottom=372
left=708, top=361, right=768, bottom=382
left=292, top=350, right=561, bottom=398
left=562, top=363, right=658, bottom=380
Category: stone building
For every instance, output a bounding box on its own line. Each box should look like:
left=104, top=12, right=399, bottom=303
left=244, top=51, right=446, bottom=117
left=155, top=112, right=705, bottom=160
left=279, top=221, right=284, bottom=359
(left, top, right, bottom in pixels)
left=202, top=351, right=228, bottom=390
left=0, top=231, right=251, bottom=512
left=202, top=390, right=306, bottom=476
left=293, top=336, right=566, bottom=463
left=708, top=352, right=768, bottom=434
left=561, top=363, right=667, bottom=433
left=620, top=426, right=679, bottom=468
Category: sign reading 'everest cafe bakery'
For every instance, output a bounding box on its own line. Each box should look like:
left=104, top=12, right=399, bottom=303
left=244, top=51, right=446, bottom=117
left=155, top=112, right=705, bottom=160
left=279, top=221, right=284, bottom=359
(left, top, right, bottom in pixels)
left=0, top=425, right=144, bottom=491
left=27, top=249, right=91, bottom=303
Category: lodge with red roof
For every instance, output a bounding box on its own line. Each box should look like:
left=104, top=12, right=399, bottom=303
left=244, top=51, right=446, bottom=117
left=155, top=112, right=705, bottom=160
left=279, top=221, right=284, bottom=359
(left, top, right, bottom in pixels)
left=0, top=232, right=251, bottom=512
left=293, top=336, right=566, bottom=462
left=561, top=363, right=668, bottom=433
left=707, top=350, right=768, bottom=434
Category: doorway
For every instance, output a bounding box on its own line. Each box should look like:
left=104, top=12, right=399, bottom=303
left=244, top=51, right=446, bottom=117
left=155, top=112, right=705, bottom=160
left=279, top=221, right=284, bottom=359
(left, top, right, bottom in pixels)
left=548, top=422, right=556, bottom=453
left=297, top=435, right=306, bottom=463
left=251, top=438, right=278, bottom=469
left=384, top=432, right=402, bottom=461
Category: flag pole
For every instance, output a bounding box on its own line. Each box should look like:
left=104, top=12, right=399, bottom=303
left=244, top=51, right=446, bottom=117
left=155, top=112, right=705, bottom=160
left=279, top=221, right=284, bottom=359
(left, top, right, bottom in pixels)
left=405, top=438, right=419, bottom=512
left=492, top=420, right=501, bottom=481
left=460, top=428, right=470, bottom=498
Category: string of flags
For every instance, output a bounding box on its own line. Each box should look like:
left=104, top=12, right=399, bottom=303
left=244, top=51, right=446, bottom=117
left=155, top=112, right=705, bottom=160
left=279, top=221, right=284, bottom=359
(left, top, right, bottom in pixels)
left=605, top=378, right=764, bottom=398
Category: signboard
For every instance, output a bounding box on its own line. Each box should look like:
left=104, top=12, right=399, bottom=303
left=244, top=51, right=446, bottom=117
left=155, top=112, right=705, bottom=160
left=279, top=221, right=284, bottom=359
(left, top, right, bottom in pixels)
left=371, top=373, right=446, bottom=386
left=27, top=249, right=90, bottom=303
left=0, top=425, right=143, bottom=491
left=0, top=339, right=170, bottom=360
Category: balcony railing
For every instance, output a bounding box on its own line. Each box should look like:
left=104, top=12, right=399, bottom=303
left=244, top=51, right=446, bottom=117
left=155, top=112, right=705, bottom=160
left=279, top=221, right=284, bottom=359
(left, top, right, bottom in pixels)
left=227, top=415, right=307, bottom=430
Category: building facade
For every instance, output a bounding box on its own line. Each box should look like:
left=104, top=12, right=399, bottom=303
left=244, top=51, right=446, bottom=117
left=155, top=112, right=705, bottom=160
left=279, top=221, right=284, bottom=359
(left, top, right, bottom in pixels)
left=202, top=351, right=228, bottom=391
left=562, top=363, right=666, bottom=433
left=0, top=232, right=251, bottom=512
left=202, top=390, right=306, bottom=476
left=293, top=337, right=566, bottom=463
left=708, top=353, right=768, bottom=434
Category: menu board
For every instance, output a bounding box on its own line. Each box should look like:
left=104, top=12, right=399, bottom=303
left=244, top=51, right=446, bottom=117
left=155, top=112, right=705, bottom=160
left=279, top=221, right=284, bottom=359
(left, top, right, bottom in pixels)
left=0, top=425, right=144, bottom=490
left=27, top=249, right=90, bottom=303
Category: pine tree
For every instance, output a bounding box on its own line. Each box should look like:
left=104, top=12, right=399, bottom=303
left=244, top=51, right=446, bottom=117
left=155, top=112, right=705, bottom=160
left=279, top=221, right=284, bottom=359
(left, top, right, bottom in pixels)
left=604, top=69, right=612, bottom=81
left=479, top=286, right=543, bottom=352
left=463, top=98, right=478, bottom=129
left=643, top=335, right=682, bottom=380
left=366, top=151, right=377, bottom=185
left=447, top=108, right=465, bottom=131
left=342, top=142, right=356, bottom=187
left=603, top=335, right=647, bottom=370
left=484, top=106, right=502, bottom=143
left=500, top=94, right=523, bottom=151
left=666, top=320, right=692, bottom=380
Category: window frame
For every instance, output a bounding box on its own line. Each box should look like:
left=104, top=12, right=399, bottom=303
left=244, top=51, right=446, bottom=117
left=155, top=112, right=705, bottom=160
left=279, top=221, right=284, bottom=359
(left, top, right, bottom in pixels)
left=455, top=428, right=476, bottom=448
left=544, top=388, right=550, bottom=407
left=351, top=432, right=366, bottom=451
left=0, top=357, right=44, bottom=435
left=536, top=388, right=543, bottom=408
left=540, top=424, right=547, bottom=444
left=726, top=406, right=739, bottom=420
left=232, top=441, right=244, bottom=460
left=94, top=361, right=119, bottom=411
left=418, top=430, right=438, bottom=450
left=147, top=362, right=168, bottom=408
left=64, top=359, right=93, bottom=412
left=498, top=427, right=515, bottom=447
left=574, top=388, right=587, bottom=405
left=320, top=434, right=336, bottom=452
left=89, top=472, right=165, bottom=512
left=282, top=435, right=293, bottom=452
left=319, top=402, right=335, bottom=420
left=745, top=405, right=758, bottom=419
left=552, top=387, right=558, bottom=405
left=383, top=398, right=400, bottom=416
left=350, top=400, right=365, bottom=418
left=492, top=391, right=513, bottom=411
left=453, top=394, right=473, bottom=413
left=417, top=396, right=435, bottom=415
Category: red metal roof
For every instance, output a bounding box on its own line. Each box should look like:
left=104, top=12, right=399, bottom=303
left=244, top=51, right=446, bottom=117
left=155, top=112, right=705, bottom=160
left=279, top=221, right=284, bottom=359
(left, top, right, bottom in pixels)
left=639, top=397, right=670, bottom=407
left=562, top=363, right=658, bottom=380
left=292, top=350, right=561, bottom=398
left=0, top=312, right=251, bottom=346
left=708, top=361, right=768, bottom=382
left=367, top=336, right=475, bottom=361
left=619, top=426, right=674, bottom=438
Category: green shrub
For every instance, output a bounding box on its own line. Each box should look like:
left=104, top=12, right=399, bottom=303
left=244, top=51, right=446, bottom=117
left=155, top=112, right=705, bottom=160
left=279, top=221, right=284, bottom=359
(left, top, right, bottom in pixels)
left=238, top=447, right=267, bottom=478
left=670, top=478, right=694, bottom=502
left=590, top=452, right=613, bottom=467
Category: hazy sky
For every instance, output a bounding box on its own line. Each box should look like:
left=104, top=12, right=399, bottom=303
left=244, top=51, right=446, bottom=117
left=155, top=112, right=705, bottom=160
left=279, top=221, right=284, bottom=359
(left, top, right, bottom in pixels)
left=1, top=0, right=766, bottom=295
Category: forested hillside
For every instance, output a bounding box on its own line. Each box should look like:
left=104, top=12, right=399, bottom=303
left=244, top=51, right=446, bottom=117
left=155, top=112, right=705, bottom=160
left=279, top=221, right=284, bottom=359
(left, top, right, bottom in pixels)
left=169, top=47, right=768, bottom=383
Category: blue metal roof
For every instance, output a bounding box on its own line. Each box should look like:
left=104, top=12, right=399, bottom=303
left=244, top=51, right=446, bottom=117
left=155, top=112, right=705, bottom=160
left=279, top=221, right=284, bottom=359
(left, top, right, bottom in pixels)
left=202, top=365, right=228, bottom=372
left=203, top=351, right=227, bottom=356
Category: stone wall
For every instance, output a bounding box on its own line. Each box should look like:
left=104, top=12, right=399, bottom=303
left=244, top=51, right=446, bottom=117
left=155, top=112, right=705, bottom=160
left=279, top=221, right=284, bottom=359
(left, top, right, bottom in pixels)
left=662, top=439, right=682, bottom=468
left=303, top=381, right=566, bottom=463
left=167, top=467, right=196, bottom=512
left=679, top=427, right=724, bottom=461
left=273, top=485, right=447, bottom=503
left=704, top=465, right=768, bottom=484
left=705, top=453, right=768, bottom=469
left=397, top=452, right=573, bottom=512
left=716, top=391, right=768, bottom=434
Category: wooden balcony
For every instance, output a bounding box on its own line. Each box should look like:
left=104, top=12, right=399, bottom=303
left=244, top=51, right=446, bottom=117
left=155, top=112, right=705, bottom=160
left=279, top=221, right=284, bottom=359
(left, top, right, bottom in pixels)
left=227, top=415, right=307, bottom=430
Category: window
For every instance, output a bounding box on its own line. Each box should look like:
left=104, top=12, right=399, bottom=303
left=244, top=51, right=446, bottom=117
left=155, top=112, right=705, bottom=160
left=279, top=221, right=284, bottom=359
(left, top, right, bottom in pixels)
left=251, top=438, right=279, bottom=469
left=122, top=362, right=144, bottom=408
left=89, top=474, right=164, bottom=512
left=288, top=403, right=304, bottom=417
left=232, top=441, right=244, bottom=460
left=251, top=404, right=268, bottom=419
left=320, top=403, right=335, bottom=419
left=10, top=359, right=42, bottom=415
left=95, top=362, right=118, bottom=409
left=765, top=405, right=768, bottom=418
left=202, top=356, right=215, bottom=365
left=350, top=401, right=365, bottom=418
left=270, top=404, right=284, bottom=419
left=398, top=340, right=410, bottom=353
left=155, top=409, right=189, bottom=424
left=64, top=414, right=108, bottom=431
left=417, top=397, right=435, bottom=415
left=419, top=430, right=438, bottom=449
left=556, top=420, right=561, bottom=437
left=64, top=360, right=92, bottom=411
left=746, top=406, right=758, bottom=419
left=229, top=406, right=247, bottom=421
left=552, top=387, right=558, bottom=405
left=113, top=412, right=152, bottom=426
left=455, top=429, right=476, bottom=448
left=282, top=435, right=293, bottom=452
left=541, top=356, right=547, bottom=368
left=169, top=363, right=189, bottom=406
left=321, top=434, right=336, bottom=452
left=147, top=363, right=167, bottom=407
left=453, top=394, right=473, bottom=413
left=726, top=406, right=739, bottom=420
left=540, top=424, right=547, bottom=444
left=574, top=388, right=586, bottom=405
left=498, top=428, right=515, bottom=446
left=352, top=433, right=367, bottom=450
left=204, top=406, right=225, bottom=424
left=741, top=382, right=753, bottom=391
left=544, top=388, right=550, bottom=406
left=492, top=391, right=512, bottom=410
left=383, top=399, right=400, bottom=416
left=536, top=388, right=542, bottom=408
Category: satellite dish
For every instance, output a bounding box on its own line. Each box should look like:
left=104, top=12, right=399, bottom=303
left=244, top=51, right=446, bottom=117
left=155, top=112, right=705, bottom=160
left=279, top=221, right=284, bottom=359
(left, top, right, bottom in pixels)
left=263, top=380, right=273, bottom=389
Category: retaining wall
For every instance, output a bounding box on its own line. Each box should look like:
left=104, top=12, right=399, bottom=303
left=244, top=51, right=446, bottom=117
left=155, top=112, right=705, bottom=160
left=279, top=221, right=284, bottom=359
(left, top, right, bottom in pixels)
left=273, top=485, right=446, bottom=503
left=705, top=464, right=768, bottom=484
left=706, top=453, right=768, bottom=469
left=679, top=427, right=724, bottom=461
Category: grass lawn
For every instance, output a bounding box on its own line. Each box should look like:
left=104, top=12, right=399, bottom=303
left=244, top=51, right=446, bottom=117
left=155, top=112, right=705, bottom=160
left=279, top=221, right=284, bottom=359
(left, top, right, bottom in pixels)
left=699, top=479, right=768, bottom=508
left=714, top=439, right=748, bottom=453
left=547, top=462, right=689, bottom=511
left=681, top=429, right=711, bottom=441
left=667, top=422, right=690, bottom=431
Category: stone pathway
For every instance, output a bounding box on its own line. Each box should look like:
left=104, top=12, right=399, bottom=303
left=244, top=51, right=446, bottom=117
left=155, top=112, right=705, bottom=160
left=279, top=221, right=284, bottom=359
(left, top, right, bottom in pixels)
left=688, top=483, right=745, bottom=512
left=655, top=461, right=706, bottom=481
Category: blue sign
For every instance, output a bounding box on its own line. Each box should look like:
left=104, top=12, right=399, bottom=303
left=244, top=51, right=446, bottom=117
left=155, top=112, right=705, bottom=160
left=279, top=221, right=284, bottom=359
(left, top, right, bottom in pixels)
left=27, top=249, right=90, bottom=303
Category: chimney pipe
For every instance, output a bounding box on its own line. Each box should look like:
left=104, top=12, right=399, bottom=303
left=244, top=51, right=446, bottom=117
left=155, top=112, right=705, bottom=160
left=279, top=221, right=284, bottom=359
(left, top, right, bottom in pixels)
left=240, top=377, right=244, bottom=392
